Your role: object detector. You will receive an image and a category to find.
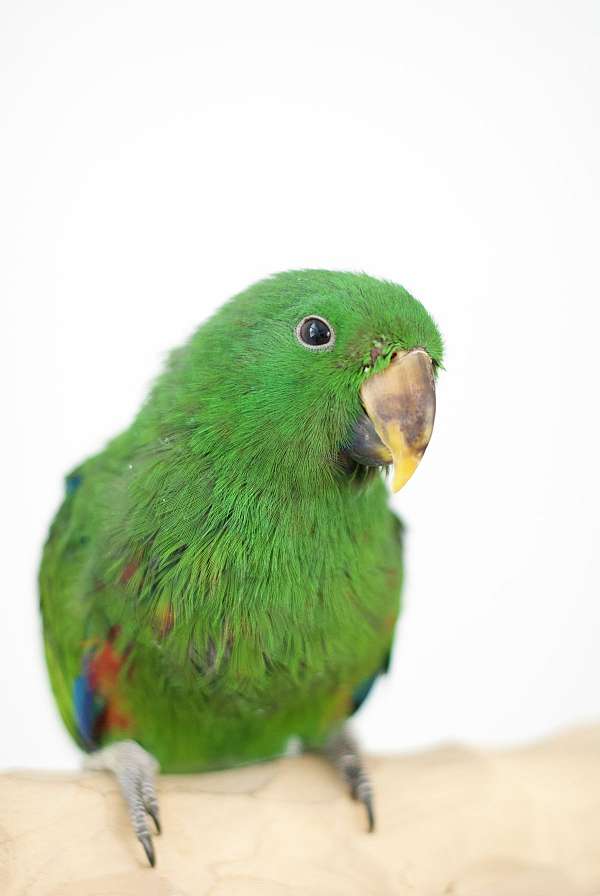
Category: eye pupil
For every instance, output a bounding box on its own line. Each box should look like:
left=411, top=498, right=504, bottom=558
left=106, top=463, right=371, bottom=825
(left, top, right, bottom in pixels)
left=299, top=317, right=332, bottom=347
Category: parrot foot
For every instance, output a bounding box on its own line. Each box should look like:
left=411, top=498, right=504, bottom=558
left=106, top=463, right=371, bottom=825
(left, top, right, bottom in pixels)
left=324, top=729, right=375, bottom=832
left=84, top=740, right=161, bottom=867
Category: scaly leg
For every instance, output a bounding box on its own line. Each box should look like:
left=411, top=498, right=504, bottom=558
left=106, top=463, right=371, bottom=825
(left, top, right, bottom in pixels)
left=84, top=740, right=161, bottom=867
left=324, top=728, right=375, bottom=832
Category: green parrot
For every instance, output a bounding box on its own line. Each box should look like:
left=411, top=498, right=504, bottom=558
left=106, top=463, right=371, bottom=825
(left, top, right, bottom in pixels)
left=40, top=270, right=442, bottom=866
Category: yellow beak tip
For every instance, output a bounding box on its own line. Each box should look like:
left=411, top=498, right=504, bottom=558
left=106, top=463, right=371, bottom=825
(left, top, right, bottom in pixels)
left=391, top=455, right=421, bottom=493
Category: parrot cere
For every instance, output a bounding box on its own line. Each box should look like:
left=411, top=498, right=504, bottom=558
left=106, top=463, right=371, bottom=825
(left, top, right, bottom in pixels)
left=39, top=270, right=443, bottom=866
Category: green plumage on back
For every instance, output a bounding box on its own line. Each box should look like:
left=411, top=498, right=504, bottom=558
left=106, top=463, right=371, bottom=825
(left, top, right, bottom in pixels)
left=40, top=270, right=443, bottom=772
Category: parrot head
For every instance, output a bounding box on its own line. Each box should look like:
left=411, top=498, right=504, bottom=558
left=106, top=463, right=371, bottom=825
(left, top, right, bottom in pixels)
left=185, top=270, right=443, bottom=494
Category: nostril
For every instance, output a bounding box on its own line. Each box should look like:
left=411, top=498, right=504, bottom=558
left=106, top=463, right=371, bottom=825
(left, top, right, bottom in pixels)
left=390, top=351, right=398, bottom=362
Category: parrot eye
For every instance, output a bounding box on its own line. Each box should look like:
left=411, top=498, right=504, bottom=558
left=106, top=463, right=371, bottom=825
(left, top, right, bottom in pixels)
left=295, top=316, right=335, bottom=351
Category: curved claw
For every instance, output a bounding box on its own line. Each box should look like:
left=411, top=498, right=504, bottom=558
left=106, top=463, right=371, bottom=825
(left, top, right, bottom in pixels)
left=147, top=806, right=161, bottom=835
left=359, top=789, right=375, bottom=833
left=138, top=832, right=156, bottom=867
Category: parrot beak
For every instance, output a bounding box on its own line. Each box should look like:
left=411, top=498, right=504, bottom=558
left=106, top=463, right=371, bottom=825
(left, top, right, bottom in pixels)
left=359, top=348, right=436, bottom=492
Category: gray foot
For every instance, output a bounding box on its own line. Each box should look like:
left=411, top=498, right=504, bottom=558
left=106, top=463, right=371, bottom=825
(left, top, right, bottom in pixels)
left=324, top=729, right=375, bottom=832
left=84, top=740, right=161, bottom=866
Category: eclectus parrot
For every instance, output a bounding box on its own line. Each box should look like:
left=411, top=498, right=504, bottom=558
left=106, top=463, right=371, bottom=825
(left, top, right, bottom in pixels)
left=40, top=270, right=443, bottom=866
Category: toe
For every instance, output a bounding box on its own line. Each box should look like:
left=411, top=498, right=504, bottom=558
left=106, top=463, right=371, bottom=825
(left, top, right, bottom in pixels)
left=355, top=778, right=375, bottom=832
left=147, top=805, right=161, bottom=835
left=362, top=792, right=375, bottom=832
left=140, top=776, right=161, bottom=834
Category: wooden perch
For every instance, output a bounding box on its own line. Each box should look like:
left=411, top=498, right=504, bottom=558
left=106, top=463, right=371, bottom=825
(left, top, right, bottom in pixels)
left=1, top=725, right=599, bottom=895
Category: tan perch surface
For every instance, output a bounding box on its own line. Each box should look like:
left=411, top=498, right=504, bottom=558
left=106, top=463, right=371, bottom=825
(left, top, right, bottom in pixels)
left=1, top=725, right=600, bottom=895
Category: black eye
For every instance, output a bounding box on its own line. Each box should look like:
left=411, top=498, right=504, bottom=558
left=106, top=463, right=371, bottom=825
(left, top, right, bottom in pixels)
left=295, top=315, right=335, bottom=350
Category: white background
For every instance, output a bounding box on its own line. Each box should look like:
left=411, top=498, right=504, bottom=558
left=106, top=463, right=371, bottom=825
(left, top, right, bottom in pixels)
left=1, top=1, right=599, bottom=770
